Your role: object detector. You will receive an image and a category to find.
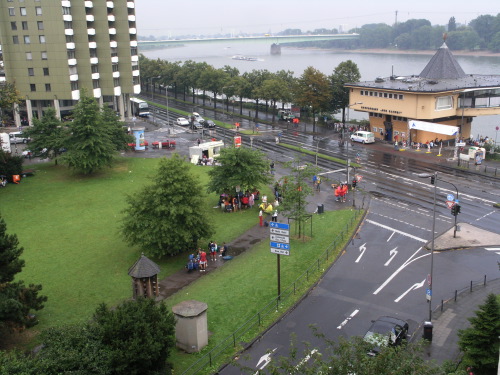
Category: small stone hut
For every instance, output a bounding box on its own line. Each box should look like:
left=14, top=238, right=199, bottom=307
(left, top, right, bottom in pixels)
left=128, top=253, right=160, bottom=299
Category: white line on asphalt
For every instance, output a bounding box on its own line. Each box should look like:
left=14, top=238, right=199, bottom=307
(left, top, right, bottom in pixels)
left=387, top=231, right=396, bottom=242
left=337, top=309, right=360, bottom=329
left=474, top=210, right=497, bottom=222
left=394, top=279, right=425, bottom=302
left=366, top=219, right=428, bottom=242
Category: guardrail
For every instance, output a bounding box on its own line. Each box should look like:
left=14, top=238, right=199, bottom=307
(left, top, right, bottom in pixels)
left=180, top=208, right=364, bottom=375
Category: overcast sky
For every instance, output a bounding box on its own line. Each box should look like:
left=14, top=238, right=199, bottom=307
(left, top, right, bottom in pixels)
left=135, top=0, right=498, bottom=38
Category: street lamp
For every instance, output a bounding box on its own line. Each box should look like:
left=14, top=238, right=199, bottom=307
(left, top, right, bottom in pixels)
left=150, top=76, right=161, bottom=123
left=345, top=102, right=362, bottom=186
left=417, top=171, right=437, bottom=322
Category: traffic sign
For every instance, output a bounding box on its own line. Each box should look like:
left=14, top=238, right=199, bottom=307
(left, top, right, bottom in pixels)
left=447, top=194, right=455, bottom=201
left=270, top=228, right=289, bottom=236
left=445, top=200, right=456, bottom=209
left=271, top=248, right=290, bottom=256
left=270, top=234, right=289, bottom=243
left=426, top=288, right=432, bottom=301
left=270, top=242, right=290, bottom=250
left=269, top=222, right=290, bottom=230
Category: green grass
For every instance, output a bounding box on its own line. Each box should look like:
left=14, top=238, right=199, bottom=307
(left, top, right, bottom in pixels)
left=0, top=157, right=269, bottom=330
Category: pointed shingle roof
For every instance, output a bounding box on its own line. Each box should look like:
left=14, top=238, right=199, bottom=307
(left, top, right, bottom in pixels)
left=420, top=42, right=466, bottom=80
left=128, top=253, right=161, bottom=278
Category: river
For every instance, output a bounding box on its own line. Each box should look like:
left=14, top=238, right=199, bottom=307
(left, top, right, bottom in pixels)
left=142, top=41, right=500, bottom=143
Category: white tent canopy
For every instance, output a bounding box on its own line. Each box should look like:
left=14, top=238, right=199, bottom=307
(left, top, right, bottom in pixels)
left=408, top=120, right=459, bottom=136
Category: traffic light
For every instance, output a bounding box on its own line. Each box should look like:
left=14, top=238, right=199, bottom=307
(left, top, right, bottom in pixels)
left=430, top=176, right=435, bottom=185
left=451, top=204, right=461, bottom=216
left=352, top=179, right=357, bottom=188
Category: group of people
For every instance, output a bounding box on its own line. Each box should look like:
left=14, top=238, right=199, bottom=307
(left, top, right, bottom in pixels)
left=312, top=175, right=322, bottom=192
left=218, top=190, right=260, bottom=213
left=186, top=241, right=229, bottom=272
left=333, top=182, right=349, bottom=203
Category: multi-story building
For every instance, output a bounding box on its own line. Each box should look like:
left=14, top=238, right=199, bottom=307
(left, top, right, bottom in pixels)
left=0, top=0, right=140, bottom=127
left=345, top=41, right=500, bottom=144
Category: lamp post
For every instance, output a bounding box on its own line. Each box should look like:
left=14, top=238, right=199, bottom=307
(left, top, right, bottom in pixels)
left=345, top=102, right=362, bottom=186
left=150, top=76, right=161, bottom=123
left=418, top=171, right=437, bottom=322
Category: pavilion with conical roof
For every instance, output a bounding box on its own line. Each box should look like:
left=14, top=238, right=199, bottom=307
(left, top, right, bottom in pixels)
left=128, top=253, right=161, bottom=299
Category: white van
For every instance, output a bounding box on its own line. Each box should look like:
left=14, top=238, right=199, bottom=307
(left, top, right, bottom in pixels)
left=9, top=131, right=30, bottom=144
left=350, top=131, right=375, bottom=144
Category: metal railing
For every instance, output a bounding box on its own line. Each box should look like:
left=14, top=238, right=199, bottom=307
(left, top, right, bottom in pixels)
left=180, top=208, right=363, bottom=375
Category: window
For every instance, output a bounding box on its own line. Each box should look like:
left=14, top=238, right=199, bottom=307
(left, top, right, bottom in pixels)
left=93, top=80, right=100, bottom=89
left=435, top=95, right=453, bottom=110
left=26, top=52, right=32, bottom=60
left=45, top=84, right=51, bottom=92
left=35, top=7, right=42, bottom=16
left=41, top=51, right=47, bottom=60
left=113, top=78, right=119, bottom=87
left=12, top=36, right=19, bottom=44
left=43, top=68, right=49, bottom=76
left=62, top=7, right=71, bottom=15
left=39, top=35, right=46, bottom=43
left=67, top=50, right=75, bottom=59
left=28, top=68, right=34, bottom=76
left=71, top=81, right=79, bottom=91
left=24, top=35, right=30, bottom=44
left=91, top=65, right=99, bottom=73
left=112, top=64, right=118, bottom=72
left=64, top=21, right=72, bottom=29
left=30, top=84, right=36, bottom=92
left=8, top=7, right=15, bottom=16
left=22, top=21, right=28, bottom=30
left=20, top=7, right=27, bottom=16
left=398, top=94, right=404, bottom=100
left=37, top=21, right=44, bottom=30
left=11, top=22, right=17, bottom=30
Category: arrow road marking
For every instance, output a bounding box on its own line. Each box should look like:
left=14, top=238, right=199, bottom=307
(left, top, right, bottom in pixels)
left=394, top=279, right=426, bottom=302
left=387, top=231, right=396, bottom=242
left=337, top=309, right=360, bottom=329
left=384, top=247, right=398, bottom=266
left=255, top=347, right=277, bottom=373
left=366, top=219, right=427, bottom=243
left=355, top=243, right=367, bottom=263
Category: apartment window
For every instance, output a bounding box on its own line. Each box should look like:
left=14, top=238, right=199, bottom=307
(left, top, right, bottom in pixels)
left=22, top=21, right=28, bottom=30
left=12, top=36, right=19, bottom=44
left=71, top=81, right=78, bottom=91
left=130, top=47, right=138, bottom=55
left=39, top=35, right=46, bottom=43
left=43, top=68, right=49, bottom=76
left=28, top=68, right=34, bottom=76
left=41, top=51, right=47, bottom=60
left=37, top=21, right=44, bottom=30
left=89, top=49, right=97, bottom=58
left=64, top=21, right=72, bottom=29
left=30, top=84, right=36, bottom=92
left=91, top=65, right=99, bottom=73
left=388, top=93, right=393, bottom=99
left=24, top=35, right=30, bottom=44
left=8, top=7, right=15, bottom=16
left=67, top=50, right=75, bottom=59
left=62, top=7, right=71, bottom=15
left=35, top=7, right=42, bottom=16
left=113, top=78, right=119, bottom=87
left=45, top=84, right=51, bottom=92
left=435, top=95, right=453, bottom=110
left=93, top=80, right=100, bottom=89
left=20, top=7, right=27, bottom=16
left=112, top=64, right=119, bottom=72
left=398, top=94, right=404, bottom=100
left=10, top=22, right=17, bottom=30
left=26, top=52, right=32, bottom=60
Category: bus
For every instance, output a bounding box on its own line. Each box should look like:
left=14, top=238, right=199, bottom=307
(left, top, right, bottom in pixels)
left=130, top=97, right=150, bottom=117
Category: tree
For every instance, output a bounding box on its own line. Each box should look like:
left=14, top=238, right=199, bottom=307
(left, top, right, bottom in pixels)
left=457, top=293, right=500, bottom=375
left=448, top=17, right=457, bottom=32
left=0, top=82, right=21, bottom=125
left=294, top=67, right=331, bottom=132
left=122, top=154, right=214, bottom=257
left=0, top=214, right=47, bottom=330
left=329, top=61, right=361, bottom=125
left=206, top=146, right=272, bottom=196
left=256, top=78, right=290, bottom=122
left=23, top=108, right=69, bottom=165
left=62, top=91, right=118, bottom=175
left=100, top=106, right=134, bottom=152
left=0, top=150, right=24, bottom=182
left=277, top=160, right=317, bottom=239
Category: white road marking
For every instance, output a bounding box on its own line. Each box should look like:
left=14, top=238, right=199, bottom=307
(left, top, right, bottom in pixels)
left=384, top=247, right=398, bottom=266
left=355, top=243, right=367, bottom=263
left=474, top=210, right=497, bottom=222
left=395, top=279, right=426, bottom=302
left=387, top=231, right=396, bottom=242
left=337, top=309, right=360, bottom=329
left=254, top=348, right=277, bottom=373
left=485, top=247, right=500, bottom=255
left=366, top=219, right=428, bottom=242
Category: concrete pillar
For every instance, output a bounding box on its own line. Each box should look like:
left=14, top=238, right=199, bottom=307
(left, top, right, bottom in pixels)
left=13, top=102, right=21, bottom=128
left=172, top=300, right=208, bottom=353
left=54, top=98, right=61, bottom=119
left=26, top=99, right=33, bottom=126
left=118, top=94, right=125, bottom=121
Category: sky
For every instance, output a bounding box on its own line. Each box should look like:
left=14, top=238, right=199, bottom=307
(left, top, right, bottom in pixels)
left=134, top=0, right=498, bottom=38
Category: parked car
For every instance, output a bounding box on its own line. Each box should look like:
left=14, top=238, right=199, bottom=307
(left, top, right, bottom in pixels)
left=192, top=121, right=203, bottom=130
left=9, top=131, right=30, bottom=144
left=350, top=131, right=375, bottom=144
left=203, top=120, right=216, bottom=128
left=363, top=316, right=409, bottom=356
left=176, top=117, right=189, bottom=126
left=192, top=112, right=204, bottom=123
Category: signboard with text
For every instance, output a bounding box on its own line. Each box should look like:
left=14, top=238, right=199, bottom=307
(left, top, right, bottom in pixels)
left=269, top=222, right=290, bottom=256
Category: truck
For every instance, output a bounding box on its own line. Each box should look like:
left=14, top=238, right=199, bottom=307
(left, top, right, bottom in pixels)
left=277, top=110, right=295, bottom=122
left=0, top=133, right=11, bottom=153
left=189, top=140, right=224, bottom=164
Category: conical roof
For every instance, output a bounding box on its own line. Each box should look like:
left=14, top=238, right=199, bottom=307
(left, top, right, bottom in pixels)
left=128, top=253, right=161, bottom=278
left=420, top=42, right=466, bottom=80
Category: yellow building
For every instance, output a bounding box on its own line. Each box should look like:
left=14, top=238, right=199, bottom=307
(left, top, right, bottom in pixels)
left=345, top=42, right=500, bottom=144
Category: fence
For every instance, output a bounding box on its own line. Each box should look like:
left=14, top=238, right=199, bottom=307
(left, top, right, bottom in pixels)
left=180, top=208, right=364, bottom=375
left=457, top=158, right=499, bottom=176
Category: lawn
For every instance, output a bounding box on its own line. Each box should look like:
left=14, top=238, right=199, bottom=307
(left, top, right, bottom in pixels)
left=0, top=156, right=268, bottom=330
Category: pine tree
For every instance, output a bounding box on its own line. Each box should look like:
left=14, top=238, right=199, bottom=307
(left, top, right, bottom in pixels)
left=457, top=293, right=500, bottom=375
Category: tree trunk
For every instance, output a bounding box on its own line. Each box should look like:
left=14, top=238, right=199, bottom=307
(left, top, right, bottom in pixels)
left=239, top=97, right=243, bottom=115
left=255, top=99, right=259, bottom=119
left=271, top=100, right=276, bottom=122
left=192, top=88, right=195, bottom=104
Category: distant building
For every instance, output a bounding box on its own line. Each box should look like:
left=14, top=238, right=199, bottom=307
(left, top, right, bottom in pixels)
left=0, top=0, right=140, bottom=126
left=345, top=42, right=500, bottom=144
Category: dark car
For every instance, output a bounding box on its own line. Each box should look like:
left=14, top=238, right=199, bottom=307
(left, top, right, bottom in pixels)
left=191, top=121, right=203, bottom=130
left=363, top=316, right=409, bottom=356
left=203, top=120, right=216, bottom=128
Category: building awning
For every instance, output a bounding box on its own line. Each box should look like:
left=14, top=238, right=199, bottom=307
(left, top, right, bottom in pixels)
left=408, top=120, right=459, bottom=136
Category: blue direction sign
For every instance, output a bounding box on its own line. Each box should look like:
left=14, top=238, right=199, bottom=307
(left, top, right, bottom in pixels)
left=426, top=288, right=432, bottom=301
left=269, top=222, right=290, bottom=230
left=270, top=242, right=290, bottom=250
left=447, top=194, right=455, bottom=201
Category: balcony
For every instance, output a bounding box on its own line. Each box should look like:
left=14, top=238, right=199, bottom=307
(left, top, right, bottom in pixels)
left=127, top=2, right=135, bottom=8
left=111, top=56, right=119, bottom=63
left=87, top=28, right=96, bottom=35
left=91, top=72, right=100, bottom=80
left=107, top=15, right=115, bottom=22
left=84, top=1, right=93, bottom=8
left=128, top=15, right=136, bottom=22
left=114, top=86, right=121, bottom=96
left=131, top=55, right=138, bottom=62
left=112, top=71, right=120, bottom=78
left=64, top=29, right=74, bottom=36
left=63, top=14, right=72, bottom=21
left=109, top=28, right=116, bottom=35
left=68, top=58, right=77, bottom=66
left=129, top=28, right=137, bottom=34
left=90, top=57, right=98, bottom=64
left=61, top=1, right=71, bottom=7
left=106, top=1, right=114, bottom=8
left=132, top=70, right=140, bottom=77
left=66, top=42, right=75, bottom=49
left=133, top=84, right=140, bottom=94
left=110, top=41, right=118, bottom=48
left=130, top=40, right=137, bottom=47
left=69, top=74, right=79, bottom=81
left=88, top=41, right=97, bottom=48
left=86, top=15, right=94, bottom=22
left=93, top=88, right=101, bottom=98
left=72, top=90, right=80, bottom=101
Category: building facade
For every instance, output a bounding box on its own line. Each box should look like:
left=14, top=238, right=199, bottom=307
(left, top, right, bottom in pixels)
left=345, top=42, right=500, bottom=144
left=0, top=0, right=140, bottom=126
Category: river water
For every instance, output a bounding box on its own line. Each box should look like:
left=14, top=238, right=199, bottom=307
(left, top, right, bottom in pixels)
left=142, top=42, right=500, bottom=142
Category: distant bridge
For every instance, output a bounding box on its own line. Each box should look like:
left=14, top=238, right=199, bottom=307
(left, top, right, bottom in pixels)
left=138, top=34, right=359, bottom=54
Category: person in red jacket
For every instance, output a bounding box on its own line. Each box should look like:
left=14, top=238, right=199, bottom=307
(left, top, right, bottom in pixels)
left=341, top=183, right=349, bottom=203
left=334, top=184, right=342, bottom=202
left=198, top=249, right=208, bottom=272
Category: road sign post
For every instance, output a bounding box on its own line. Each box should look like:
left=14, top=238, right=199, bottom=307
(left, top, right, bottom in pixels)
left=270, top=222, right=290, bottom=299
